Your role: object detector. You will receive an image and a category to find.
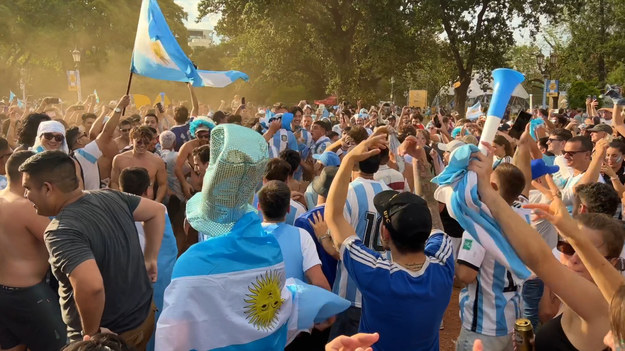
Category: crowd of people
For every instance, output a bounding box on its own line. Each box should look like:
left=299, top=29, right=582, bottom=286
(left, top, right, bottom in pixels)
left=1, top=84, right=625, bottom=351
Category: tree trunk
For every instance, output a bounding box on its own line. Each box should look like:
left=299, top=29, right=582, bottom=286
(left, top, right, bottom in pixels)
left=454, top=73, right=471, bottom=119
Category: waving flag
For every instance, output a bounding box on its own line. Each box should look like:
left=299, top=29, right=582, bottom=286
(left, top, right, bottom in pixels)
left=9, top=91, right=15, bottom=102
left=466, top=101, right=482, bottom=120
left=131, top=0, right=247, bottom=87
left=155, top=212, right=349, bottom=350
left=432, top=144, right=531, bottom=280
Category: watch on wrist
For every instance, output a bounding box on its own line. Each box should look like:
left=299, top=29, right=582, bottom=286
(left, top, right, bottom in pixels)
left=114, top=107, right=122, bottom=113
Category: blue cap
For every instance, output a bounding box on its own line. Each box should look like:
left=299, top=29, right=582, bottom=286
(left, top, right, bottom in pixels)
left=531, top=159, right=560, bottom=180
left=312, top=151, right=341, bottom=167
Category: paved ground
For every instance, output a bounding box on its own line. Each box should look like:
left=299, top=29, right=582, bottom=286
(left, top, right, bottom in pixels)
left=439, top=286, right=462, bottom=351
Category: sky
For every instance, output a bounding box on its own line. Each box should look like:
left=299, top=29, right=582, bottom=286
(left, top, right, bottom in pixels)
left=174, top=0, right=219, bottom=31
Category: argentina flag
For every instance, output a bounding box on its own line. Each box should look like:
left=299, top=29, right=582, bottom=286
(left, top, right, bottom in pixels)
left=131, top=0, right=248, bottom=87
left=432, top=144, right=532, bottom=280
left=155, top=212, right=349, bottom=350
left=465, top=101, right=482, bottom=121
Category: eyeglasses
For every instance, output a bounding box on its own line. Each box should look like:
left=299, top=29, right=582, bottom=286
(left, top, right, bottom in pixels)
left=563, top=150, right=587, bottom=157
left=196, top=131, right=210, bottom=139
left=43, top=133, right=64, bottom=142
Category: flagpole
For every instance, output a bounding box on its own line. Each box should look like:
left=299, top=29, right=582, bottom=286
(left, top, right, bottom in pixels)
left=123, top=71, right=134, bottom=114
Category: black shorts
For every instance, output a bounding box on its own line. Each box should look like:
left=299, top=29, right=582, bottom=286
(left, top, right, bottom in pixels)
left=0, top=281, right=67, bottom=351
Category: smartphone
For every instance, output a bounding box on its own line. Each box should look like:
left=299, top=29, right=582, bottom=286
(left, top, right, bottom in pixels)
left=508, top=111, right=532, bottom=139
left=241, top=97, right=246, bottom=107
left=156, top=102, right=164, bottom=113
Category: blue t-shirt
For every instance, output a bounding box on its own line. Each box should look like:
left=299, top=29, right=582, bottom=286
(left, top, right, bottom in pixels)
left=170, top=123, right=191, bottom=152
left=294, top=205, right=337, bottom=286
left=341, top=232, right=454, bottom=351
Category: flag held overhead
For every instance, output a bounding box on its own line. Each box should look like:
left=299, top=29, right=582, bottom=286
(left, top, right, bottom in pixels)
left=131, top=0, right=248, bottom=88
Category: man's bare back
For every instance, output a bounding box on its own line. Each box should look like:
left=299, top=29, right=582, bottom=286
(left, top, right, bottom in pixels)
left=111, top=150, right=166, bottom=201
left=0, top=188, right=50, bottom=288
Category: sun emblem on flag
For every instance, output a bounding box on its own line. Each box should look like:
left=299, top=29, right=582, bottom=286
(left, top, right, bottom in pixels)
left=243, top=270, right=284, bottom=331
left=150, top=40, right=170, bottom=65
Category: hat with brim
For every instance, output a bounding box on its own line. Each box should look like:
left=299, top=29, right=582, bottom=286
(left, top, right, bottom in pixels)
left=587, top=123, right=613, bottom=134
left=373, top=190, right=432, bottom=236
left=186, top=124, right=269, bottom=238
left=312, top=166, right=338, bottom=198
left=531, top=159, right=560, bottom=180
left=438, top=140, right=466, bottom=153
left=312, top=151, right=341, bottom=167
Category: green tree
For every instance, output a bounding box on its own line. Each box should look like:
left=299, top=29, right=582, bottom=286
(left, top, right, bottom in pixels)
left=0, top=0, right=189, bottom=98
left=196, top=0, right=443, bottom=104
left=567, top=80, right=601, bottom=109
left=410, top=0, right=581, bottom=116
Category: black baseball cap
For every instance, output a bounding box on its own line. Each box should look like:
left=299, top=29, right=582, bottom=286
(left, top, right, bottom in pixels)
left=373, top=190, right=432, bottom=237
left=312, top=166, right=338, bottom=198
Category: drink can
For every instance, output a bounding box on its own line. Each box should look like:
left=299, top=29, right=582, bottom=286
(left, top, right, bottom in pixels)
left=514, top=318, right=534, bottom=351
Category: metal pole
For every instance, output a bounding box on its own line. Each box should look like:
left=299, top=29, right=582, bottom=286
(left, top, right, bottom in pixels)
left=542, top=78, right=547, bottom=109
left=76, top=63, right=82, bottom=103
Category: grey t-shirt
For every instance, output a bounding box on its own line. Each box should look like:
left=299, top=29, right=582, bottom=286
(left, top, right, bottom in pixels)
left=44, top=190, right=152, bottom=340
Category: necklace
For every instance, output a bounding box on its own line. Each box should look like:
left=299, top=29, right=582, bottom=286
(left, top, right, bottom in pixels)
left=401, top=262, right=424, bottom=271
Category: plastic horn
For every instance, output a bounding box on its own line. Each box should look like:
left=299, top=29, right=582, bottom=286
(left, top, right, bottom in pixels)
left=479, top=68, right=525, bottom=154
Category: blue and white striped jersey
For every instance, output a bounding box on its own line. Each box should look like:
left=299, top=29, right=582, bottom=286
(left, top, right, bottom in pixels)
left=294, top=128, right=313, bottom=181
left=268, top=129, right=298, bottom=158
left=457, top=203, right=531, bottom=336
left=333, top=177, right=390, bottom=307
left=311, top=136, right=331, bottom=156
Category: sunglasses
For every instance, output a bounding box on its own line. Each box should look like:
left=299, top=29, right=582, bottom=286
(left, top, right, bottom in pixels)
left=43, top=133, right=64, bottom=142
left=563, top=150, right=587, bottom=157
left=196, top=131, right=210, bottom=139
left=557, top=240, right=617, bottom=260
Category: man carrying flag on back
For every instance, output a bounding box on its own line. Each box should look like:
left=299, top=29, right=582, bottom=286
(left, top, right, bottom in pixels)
left=155, top=124, right=349, bottom=350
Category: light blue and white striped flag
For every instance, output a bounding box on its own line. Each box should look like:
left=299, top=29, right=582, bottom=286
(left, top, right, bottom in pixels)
left=131, top=0, right=248, bottom=88
left=466, top=101, right=482, bottom=121
left=9, top=91, right=15, bottom=102
left=432, top=144, right=531, bottom=280
left=155, top=212, right=349, bottom=350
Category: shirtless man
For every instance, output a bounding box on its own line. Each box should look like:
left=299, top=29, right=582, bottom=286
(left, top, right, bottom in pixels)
left=175, top=118, right=212, bottom=199
left=114, top=119, right=132, bottom=152
left=110, top=126, right=167, bottom=202
left=0, top=151, right=67, bottom=351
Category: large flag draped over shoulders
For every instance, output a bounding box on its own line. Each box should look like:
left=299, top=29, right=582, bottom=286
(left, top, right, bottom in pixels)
left=432, top=144, right=531, bottom=280
left=155, top=212, right=349, bottom=350
left=131, top=0, right=248, bottom=88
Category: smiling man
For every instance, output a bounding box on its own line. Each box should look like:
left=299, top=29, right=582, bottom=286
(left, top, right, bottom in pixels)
left=110, top=126, right=168, bottom=202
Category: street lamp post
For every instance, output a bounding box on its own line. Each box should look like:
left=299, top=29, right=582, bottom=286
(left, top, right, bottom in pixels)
left=390, top=76, right=395, bottom=104
left=19, top=68, right=26, bottom=101
left=72, top=48, right=82, bottom=102
left=536, top=52, right=558, bottom=110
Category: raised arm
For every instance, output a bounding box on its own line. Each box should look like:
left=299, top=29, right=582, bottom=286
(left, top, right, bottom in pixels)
left=579, top=138, right=608, bottom=186
left=612, top=104, right=625, bottom=139
left=89, top=105, right=113, bottom=141
left=513, top=125, right=533, bottom=198
left=326, top=135, right=387, bottom=246
left=527, top=176, right=625, bottom=305
left=96, top=96, right=129, bottom=158
left=471, top=143, right=609, bottom=323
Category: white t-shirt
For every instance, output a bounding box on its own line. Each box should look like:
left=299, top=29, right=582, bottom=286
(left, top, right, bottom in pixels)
left=374, top=164, right=409, bottom=192
left=73, top=140, right=103, bottom=190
